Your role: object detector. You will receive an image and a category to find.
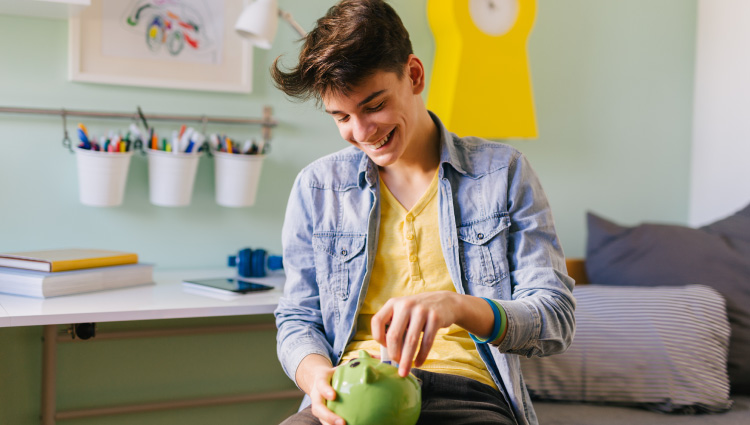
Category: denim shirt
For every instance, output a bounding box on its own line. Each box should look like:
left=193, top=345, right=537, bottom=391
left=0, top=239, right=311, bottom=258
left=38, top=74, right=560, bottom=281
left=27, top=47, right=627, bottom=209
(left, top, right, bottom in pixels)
left=275, top=112, right=576, bottom=425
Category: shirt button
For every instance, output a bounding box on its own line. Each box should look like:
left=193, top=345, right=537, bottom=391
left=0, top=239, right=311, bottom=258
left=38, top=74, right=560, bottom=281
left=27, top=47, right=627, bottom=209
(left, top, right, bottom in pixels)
left=405, top=214, right=414, bottom=222
left=406, top=233, right=415, bottom=240
left=341, top=249, right=348, bottom=256
left=409, top=254, right=417, bottom=262
left=477, top=233, right=484, bottom=240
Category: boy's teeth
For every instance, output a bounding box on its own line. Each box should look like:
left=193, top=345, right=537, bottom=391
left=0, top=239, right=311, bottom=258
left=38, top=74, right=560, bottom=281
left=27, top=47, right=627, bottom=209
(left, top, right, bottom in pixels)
left=369, top=141, right=383, bottom=151
left=369, top=131, right=391, bottom=151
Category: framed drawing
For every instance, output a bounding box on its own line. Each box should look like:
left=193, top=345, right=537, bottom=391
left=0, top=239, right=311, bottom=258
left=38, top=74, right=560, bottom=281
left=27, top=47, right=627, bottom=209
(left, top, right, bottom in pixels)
left=69, top=0, right=252, bottom=93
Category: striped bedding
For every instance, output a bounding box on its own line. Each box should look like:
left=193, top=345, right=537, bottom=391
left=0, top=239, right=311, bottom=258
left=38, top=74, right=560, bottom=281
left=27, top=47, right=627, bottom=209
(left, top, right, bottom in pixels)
left=520, top=284, right=732, bottom=413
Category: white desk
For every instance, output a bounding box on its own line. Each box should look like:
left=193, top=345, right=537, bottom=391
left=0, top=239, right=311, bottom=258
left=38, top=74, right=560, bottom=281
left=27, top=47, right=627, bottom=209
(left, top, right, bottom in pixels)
left=0, top=267, right=295, bottom=424
left=0, top=267, right=284, bottom=327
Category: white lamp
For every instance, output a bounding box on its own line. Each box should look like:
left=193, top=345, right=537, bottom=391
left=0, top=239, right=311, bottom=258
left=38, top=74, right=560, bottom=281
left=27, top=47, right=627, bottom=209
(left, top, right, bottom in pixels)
left=235, top=0, right=307, bottom=49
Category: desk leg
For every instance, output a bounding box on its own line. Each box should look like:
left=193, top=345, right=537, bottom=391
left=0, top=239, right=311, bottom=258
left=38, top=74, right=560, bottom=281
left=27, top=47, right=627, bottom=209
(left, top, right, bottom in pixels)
left=41, top=325, right=57, bottom=425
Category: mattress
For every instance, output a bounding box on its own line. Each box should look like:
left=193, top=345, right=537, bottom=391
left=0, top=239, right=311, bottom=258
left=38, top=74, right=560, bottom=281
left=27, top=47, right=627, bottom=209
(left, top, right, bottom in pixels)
left=533, top=395, right=750, bottom=425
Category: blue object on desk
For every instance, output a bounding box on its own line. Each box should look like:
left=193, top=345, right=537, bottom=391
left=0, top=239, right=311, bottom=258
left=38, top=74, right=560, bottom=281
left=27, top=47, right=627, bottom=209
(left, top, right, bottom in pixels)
left=228, top=248, right=283, bottom=278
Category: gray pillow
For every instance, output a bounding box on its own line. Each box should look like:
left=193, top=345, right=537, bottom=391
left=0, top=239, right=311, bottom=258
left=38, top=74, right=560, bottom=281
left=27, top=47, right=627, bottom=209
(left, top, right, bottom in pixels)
left=585, top=204, right=750, bottom=393
left=521, top=284, right=732, bottom=413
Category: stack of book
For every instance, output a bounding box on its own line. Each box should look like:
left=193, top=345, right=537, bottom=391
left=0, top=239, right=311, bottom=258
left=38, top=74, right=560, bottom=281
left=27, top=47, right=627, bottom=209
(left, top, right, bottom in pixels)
left=0, top=249, right=153, bottom=298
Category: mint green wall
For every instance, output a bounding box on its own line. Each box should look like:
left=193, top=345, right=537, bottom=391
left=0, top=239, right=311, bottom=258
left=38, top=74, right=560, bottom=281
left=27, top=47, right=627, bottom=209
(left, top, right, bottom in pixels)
left=0, top=1, right=696, bottom=424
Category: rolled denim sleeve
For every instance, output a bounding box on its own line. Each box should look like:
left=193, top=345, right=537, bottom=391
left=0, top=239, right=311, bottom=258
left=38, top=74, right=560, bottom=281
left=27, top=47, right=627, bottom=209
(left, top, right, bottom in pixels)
left=274, top=171, right=333, bottom=384
left=494, top=154, right=576, bottom=357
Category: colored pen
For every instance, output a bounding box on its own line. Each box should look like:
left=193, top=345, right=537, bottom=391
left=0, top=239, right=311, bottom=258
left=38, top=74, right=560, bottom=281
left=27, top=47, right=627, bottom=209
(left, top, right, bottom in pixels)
left=179, top=127, right=193, bottom=153
left=209, top=133, right=220, bottom=152
left=226, top=137, right=233, bottom=154
left=171, top=130, right=180, bottom=154
left=151, top=129, right=157, bottom=150
left=191, top=133, right=206, bottom=154
left=78, top=123, right=89, bottom=138
left=77, top=128, right=91, bottom=149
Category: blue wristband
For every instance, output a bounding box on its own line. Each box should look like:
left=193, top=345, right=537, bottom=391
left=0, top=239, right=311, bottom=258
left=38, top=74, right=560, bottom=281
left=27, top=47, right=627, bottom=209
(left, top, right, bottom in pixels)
left=470, top=297, right=503, bottom=344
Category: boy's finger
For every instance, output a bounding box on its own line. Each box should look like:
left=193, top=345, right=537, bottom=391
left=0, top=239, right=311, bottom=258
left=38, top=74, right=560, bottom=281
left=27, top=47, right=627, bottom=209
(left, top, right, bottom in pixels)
left=399, top=312, right=426, bottom=376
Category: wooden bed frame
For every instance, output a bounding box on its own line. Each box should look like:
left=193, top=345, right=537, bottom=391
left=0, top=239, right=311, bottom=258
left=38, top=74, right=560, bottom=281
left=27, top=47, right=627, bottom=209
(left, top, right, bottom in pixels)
left=565, top=258, right=589, bottom=284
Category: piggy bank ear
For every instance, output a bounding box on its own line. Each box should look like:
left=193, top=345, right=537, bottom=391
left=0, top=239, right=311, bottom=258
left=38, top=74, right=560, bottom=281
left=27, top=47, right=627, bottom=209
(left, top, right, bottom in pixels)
left=364, top=365, right=378, bottom=384
left=358, top=350, right=372, bottom=359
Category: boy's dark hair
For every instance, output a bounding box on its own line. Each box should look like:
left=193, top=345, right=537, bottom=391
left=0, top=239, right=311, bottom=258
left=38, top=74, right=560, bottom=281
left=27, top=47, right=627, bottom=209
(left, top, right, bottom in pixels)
left=271, top=0, right=413, bottom=103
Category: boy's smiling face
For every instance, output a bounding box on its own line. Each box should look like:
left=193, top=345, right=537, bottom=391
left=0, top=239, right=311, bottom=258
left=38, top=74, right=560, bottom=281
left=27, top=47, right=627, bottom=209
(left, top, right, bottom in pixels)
left=322, top=56, right=425, bottom=169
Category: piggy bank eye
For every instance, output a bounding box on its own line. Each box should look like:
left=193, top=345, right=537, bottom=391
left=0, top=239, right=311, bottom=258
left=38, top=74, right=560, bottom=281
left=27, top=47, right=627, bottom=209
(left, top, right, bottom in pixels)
left=350, top=361, right=361, bottom=368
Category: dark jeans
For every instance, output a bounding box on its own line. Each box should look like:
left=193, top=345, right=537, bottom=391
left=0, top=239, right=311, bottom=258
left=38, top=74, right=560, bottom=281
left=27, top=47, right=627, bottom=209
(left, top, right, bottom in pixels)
left=280, top=369, right=517, bottom=425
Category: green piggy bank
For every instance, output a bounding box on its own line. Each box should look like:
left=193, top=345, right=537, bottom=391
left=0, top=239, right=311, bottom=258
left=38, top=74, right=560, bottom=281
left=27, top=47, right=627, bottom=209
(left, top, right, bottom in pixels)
left=327, top=350, right=421, bottom=425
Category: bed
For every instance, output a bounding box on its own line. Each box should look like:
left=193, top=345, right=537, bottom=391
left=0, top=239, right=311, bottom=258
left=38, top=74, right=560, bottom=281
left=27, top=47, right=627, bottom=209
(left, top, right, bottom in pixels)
left=529, top=258, right=750, bottom=424
left=521, top=203, right=750, bottom=423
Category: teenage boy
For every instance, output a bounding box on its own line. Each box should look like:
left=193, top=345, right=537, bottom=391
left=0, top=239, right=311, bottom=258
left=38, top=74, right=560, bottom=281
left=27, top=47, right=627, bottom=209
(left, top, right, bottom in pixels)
left=273, top=1, right=575, bottom=424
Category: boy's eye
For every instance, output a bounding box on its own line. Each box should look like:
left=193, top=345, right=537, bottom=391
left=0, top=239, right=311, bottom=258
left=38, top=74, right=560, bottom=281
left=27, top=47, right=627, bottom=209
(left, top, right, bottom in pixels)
left=337, top=115, right=350, bottom=123
left=367, top=102, right=385, bottom=113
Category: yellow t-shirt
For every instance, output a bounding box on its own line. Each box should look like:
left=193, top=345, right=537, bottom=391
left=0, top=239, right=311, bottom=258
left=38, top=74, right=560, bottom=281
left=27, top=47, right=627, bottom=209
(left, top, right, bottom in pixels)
left=340, top=170, right=497, bottom=390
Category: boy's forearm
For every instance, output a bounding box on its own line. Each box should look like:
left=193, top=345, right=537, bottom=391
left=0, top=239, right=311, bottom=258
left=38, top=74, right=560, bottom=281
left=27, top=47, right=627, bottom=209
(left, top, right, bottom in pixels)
left=295, top=353, right=334, bottom=394
left=454, top=294, right=507, bottom=344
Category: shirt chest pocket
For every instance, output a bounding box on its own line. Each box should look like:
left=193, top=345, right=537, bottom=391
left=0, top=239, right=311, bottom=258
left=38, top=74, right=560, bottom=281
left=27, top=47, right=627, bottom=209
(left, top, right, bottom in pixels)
left=457, top=213, right=511, bottom=286
left=312, top=233, right=367, bottom=300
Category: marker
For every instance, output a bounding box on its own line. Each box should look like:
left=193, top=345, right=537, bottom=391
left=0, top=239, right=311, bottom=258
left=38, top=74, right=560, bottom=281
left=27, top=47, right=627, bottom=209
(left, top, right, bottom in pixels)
left=209, top=133, right=220, bottom=152
left=380, top=344, right=396, bottom=367
left=171, top=130, right=180, bottom=154
left=150, top=129, right=158, bottom=150
left=78, top=123, right=89, bottom=138
left=190, top=132, right=206, bottom=154
left=77, top=128, right=91, bottom=149
left=242, top=140, right=252, bottom=154
left=226, top=137, right=233, bottom=154
left=179, top=127, right=194, bottom=153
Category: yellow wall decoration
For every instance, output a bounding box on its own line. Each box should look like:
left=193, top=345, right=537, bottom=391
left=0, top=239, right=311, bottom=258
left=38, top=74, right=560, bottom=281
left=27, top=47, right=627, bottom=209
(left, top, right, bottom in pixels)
left=427, top=0, right=537, bottom=139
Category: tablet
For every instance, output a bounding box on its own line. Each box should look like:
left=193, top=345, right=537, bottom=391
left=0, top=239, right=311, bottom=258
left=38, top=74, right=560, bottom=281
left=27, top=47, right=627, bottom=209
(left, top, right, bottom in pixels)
left=182, top=277, right=274, bottom=295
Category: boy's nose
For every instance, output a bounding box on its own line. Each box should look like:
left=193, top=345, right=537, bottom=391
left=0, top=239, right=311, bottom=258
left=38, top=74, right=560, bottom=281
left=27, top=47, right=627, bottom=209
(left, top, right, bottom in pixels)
left=352, top=117, right=377, bottom=144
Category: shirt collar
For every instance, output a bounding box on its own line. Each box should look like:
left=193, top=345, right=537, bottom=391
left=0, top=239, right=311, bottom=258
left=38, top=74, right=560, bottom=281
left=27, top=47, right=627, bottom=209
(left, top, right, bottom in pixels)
left=358, top=151, right=378, bottom=188
left=431, top=110, right=468, bottom=176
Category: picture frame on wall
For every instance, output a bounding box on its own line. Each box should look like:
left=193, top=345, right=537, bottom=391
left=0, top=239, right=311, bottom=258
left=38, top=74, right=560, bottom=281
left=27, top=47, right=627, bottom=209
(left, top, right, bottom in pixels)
left=68, top=0, right=252, bottom=93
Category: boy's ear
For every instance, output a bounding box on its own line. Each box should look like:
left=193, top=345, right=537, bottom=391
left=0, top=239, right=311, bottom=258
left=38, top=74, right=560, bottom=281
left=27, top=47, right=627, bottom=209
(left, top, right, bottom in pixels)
left=406, top=54, right=425, bottom=95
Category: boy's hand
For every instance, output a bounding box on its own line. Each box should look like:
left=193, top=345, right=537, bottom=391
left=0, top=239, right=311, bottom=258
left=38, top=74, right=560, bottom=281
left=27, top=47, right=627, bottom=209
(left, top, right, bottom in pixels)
left=309, top=367, right=344, bottom=425
left=297, top=354, right=346, bottom=425
left=371, top=291, right=461, bottom=377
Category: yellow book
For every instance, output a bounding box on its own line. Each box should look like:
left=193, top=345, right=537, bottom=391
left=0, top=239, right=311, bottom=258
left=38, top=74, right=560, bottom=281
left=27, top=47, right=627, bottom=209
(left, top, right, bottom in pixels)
left=0, top=249, right=138, bottom=272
